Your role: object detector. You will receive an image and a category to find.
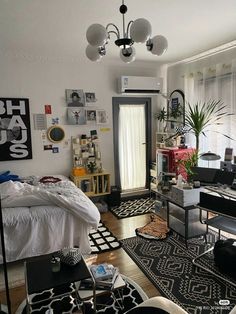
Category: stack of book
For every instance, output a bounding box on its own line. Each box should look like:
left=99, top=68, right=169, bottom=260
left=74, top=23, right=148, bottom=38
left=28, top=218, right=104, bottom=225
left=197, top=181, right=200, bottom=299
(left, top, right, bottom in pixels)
left=80, top=263, right=119, bottom=290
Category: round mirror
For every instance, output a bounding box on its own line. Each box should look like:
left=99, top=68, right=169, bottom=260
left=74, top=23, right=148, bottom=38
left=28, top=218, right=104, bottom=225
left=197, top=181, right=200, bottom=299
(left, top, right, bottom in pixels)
left=47, top=126, right=65, bottom=143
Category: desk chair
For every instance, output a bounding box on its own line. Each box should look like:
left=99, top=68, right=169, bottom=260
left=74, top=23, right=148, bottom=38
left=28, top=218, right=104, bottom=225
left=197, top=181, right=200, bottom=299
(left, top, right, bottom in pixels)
left=192, top=191, right=236, bottom=287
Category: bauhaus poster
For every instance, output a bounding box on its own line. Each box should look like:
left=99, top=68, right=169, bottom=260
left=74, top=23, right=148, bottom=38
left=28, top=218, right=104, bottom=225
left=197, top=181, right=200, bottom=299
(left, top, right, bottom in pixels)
left=0, top=98, right=32, bottom=161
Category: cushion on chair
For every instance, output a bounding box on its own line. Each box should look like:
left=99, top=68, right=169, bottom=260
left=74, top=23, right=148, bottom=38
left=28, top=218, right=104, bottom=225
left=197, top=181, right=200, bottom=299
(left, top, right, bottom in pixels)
left=125, top=296, right=188, bottom=314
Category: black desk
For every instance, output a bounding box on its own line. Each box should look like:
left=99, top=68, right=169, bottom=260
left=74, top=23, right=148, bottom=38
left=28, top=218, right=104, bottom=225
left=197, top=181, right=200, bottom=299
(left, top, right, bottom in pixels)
left=25, top=255, right=95, bottom=313
left=199, top=187, right=236, bottom=237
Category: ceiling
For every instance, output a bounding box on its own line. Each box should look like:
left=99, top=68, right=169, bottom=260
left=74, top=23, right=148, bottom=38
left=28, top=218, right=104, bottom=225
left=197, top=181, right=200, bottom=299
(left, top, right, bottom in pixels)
left=1, top=0, right=236, bottom=64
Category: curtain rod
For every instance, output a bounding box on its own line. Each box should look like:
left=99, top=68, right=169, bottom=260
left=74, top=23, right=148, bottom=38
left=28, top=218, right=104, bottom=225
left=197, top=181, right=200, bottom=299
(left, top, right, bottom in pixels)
left=168, top=40, right=236, bottom=67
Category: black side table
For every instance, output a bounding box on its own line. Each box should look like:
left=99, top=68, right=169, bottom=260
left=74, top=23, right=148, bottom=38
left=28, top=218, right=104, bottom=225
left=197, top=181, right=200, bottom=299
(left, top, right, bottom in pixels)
left=25, top=255, right=95, bottom=313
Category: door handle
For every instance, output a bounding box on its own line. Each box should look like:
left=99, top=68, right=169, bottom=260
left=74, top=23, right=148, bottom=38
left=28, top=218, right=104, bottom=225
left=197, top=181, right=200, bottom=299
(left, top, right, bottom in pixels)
left=142, top=143, right=146, bottom=145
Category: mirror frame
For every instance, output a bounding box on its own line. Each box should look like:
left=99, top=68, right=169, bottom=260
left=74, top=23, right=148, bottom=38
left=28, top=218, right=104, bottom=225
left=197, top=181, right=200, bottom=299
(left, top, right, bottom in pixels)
left=167, top=89, right=185, bottom=131
left=47, top=125, right=65, bottom=143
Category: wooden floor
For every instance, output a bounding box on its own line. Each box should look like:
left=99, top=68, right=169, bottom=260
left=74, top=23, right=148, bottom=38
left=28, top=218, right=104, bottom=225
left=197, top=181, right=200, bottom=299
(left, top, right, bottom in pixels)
left=0, top=211, right=160, bottom=313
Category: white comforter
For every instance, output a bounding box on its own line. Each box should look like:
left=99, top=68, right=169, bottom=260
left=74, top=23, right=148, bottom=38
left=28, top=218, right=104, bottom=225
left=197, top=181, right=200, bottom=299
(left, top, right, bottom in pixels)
left=0, top=178, right=100, bottom=262
left=1, top=179, right=100, bottom=228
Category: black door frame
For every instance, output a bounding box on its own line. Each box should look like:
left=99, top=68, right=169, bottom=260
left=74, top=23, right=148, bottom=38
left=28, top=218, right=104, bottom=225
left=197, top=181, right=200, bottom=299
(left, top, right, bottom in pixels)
left=112, top=97, right=152, bottom=190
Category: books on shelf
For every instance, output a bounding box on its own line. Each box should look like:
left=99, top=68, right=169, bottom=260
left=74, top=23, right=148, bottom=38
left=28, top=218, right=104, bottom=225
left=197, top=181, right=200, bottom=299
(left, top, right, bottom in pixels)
left=80, top=264, right=119, bottom=290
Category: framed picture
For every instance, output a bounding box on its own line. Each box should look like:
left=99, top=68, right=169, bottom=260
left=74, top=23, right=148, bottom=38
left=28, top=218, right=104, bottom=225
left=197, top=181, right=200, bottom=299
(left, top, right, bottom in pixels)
left=0, top=98, right=32, bottom=161
left=67, top=108, right=86, bottom=125
left=85, top=92, right=97, bottom=103
left=65, top=89, right=85, bottom=107
left=86, top=109, right=97, bottom=122
left=96, top=110, right=107, bottom=124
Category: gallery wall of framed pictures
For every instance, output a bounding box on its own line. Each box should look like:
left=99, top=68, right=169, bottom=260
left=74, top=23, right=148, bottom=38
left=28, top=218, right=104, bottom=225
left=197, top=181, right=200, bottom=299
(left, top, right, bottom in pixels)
left=65, top=89, right=108, bottom=126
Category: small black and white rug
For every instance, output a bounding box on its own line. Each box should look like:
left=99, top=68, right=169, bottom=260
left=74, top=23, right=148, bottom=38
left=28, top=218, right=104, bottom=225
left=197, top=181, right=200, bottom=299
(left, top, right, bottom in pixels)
left=16, top=275, right=148, bottom=314
left=110, top=197, right=156, bottom=219
left=89, top=221, right=121, bottom=253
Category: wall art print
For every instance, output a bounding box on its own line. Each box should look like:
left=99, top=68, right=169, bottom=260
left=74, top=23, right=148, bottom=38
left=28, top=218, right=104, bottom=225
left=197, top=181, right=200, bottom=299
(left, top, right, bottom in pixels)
left=85, top=92, right=97, bottom=103
left=65, top=89, right=85, bottom=107
left=96, top=109, right=107, bottom=124
left=67, top=107, right=86, bottom=125
left=0, top=98, right=32, bottom=161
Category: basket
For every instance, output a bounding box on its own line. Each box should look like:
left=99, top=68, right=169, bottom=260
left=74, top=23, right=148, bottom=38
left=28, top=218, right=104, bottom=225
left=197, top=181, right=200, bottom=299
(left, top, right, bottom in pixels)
left=57, top=248, right=82, bottom=266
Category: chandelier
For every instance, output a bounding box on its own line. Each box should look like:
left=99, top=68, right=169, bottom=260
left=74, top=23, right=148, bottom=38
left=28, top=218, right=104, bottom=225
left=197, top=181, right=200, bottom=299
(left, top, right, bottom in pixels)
left=85, top=0, right=168, bottom=63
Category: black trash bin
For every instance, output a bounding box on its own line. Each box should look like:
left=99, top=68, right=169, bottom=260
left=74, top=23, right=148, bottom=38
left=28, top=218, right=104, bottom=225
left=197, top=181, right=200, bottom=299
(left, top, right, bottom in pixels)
left=107, top=186, right=121, bottom=208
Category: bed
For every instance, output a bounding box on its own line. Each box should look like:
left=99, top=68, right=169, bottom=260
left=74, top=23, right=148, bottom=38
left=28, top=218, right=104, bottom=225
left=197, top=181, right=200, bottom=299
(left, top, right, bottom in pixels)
left=0, top=175, right=100, bottom=263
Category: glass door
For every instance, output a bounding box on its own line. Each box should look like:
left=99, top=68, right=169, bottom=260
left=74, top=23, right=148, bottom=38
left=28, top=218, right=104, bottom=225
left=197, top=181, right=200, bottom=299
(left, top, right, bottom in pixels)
left=113, top=97, right=151, bottom=194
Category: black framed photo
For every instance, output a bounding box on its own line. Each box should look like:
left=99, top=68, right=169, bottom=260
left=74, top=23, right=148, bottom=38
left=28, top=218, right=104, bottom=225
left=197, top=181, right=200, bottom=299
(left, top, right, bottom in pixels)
left=0, top=98, right=32, bottom=161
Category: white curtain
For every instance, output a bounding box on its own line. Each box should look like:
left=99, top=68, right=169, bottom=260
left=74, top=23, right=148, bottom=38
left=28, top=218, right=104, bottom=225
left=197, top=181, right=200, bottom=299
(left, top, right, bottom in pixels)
left=118, top=104, right=146, bottom=190
left=184, top=60, right=236, bottom=167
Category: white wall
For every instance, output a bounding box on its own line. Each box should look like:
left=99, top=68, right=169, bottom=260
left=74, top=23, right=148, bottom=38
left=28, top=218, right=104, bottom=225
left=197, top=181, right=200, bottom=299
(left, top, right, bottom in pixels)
left=0, top=54, right=162, bottom=183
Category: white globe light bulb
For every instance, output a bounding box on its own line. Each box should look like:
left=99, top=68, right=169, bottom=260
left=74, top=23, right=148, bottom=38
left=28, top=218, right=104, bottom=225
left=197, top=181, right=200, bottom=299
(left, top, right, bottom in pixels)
left=148, top=35, right=168, bottom=56
left=86, top=23, right=108, bottom=47
left=120, top=46, right=136, bottom=63
left=85, top=45, right=102, bottom=62
left=130, top=18, right=152, bottom=43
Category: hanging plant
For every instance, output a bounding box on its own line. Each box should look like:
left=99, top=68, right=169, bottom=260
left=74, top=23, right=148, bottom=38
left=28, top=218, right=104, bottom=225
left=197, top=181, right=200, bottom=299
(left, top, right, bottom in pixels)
left=154, top=107, right=168, bottom=122
left=169, top=103, right=183, bottom=120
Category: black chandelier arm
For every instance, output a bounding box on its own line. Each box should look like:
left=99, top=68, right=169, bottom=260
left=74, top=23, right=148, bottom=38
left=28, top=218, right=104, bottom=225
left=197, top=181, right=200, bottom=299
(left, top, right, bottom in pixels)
left=107, top=30, right=119, bottom=41
left=106, top=23, right=120, bottom=39
left=126, top=20, right=134, bottom=38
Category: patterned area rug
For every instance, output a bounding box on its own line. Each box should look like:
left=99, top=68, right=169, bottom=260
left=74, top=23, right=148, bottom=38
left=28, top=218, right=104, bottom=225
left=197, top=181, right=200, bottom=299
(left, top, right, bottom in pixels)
left=16, top=275, right=148, bottom=313
left=110, top=197, right=156, bottom=219
left=90, top=221, right=121, bottom=253
left=121, top=232, right=236, bottom=314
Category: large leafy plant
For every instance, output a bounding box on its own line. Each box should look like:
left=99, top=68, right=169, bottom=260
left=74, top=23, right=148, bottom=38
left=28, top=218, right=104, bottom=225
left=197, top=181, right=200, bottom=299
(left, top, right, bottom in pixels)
left=185, top=100, right=234, bottom=152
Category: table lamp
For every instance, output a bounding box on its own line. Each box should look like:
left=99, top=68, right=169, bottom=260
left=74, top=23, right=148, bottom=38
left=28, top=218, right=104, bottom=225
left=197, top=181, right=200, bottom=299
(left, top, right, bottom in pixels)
left=200, top=151, right=221, bottom=167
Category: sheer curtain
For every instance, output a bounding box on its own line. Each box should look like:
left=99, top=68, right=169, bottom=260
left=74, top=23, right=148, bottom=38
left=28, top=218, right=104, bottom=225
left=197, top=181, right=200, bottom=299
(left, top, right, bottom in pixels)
left=184, top=60, right=236, bottom=167
left=118, top=104, right=146, bottom=190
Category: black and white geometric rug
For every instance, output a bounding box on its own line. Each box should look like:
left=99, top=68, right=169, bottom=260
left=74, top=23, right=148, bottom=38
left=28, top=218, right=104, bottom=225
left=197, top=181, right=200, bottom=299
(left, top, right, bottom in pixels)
left=110, top=197, right=156, bottom=219
left=121, top=232, right=236, bottom=314
left=16, top=275, right=148, bottom=314
left=89, top=221, right=121, bottom=254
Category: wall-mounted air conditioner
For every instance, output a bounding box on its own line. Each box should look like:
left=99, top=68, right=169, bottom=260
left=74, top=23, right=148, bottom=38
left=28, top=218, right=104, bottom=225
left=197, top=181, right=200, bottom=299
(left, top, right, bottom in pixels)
left=118, top=76, right=162, bottom=94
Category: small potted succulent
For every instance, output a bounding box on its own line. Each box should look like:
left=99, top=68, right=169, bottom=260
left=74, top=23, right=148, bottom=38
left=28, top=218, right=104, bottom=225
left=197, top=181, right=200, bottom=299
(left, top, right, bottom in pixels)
left=87, top=161, right=97, bottom=174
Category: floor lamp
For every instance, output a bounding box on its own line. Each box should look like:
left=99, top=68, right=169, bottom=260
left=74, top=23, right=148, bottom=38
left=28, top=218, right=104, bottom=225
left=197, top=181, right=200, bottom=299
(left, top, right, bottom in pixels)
left=0, top=197, right=11, bottom=314
left=200, top=151, right=221, bottom=167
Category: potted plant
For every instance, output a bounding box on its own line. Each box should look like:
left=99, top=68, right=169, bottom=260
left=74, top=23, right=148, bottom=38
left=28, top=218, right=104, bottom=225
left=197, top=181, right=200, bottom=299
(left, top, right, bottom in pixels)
left=87, top=161, right=97, bottom=174
left=177, top=150, right=199, bottom=183
left=184, top=100, right=234, bottom=152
